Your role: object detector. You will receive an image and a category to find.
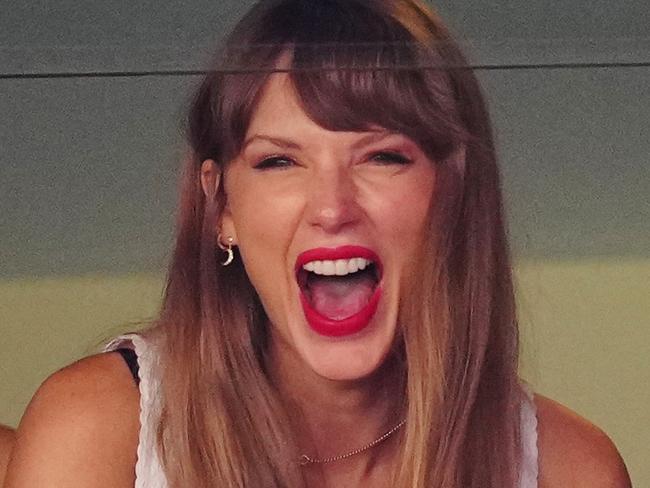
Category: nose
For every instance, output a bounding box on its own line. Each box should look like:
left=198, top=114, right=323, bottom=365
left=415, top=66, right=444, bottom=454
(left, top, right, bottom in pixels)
left=305, top=166, right=361, bottom=234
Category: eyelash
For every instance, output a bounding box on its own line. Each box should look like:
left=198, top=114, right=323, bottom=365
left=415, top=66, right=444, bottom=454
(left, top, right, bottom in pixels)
left=253, top=156, right=295, bottom=170
left=370, top=151, right=412, bottom=165
left=252, top=151, right=412, bottom=170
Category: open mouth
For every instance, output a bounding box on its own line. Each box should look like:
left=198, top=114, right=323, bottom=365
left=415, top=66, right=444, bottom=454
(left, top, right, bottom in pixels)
left=295, top=246, right=382, bottom=337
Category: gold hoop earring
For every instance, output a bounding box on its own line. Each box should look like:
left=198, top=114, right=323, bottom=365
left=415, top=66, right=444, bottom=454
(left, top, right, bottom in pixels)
left=217, top=234, right=234, bottom=266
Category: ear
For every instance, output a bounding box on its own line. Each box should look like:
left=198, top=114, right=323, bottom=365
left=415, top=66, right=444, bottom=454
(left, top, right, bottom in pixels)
left=200, top=159, right=220, bottom=198
left=200, top=159, right=238, bottom=244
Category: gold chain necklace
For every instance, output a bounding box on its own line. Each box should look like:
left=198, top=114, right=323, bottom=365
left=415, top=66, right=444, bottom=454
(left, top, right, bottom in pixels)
left=299, top=419, right=406, bottom=466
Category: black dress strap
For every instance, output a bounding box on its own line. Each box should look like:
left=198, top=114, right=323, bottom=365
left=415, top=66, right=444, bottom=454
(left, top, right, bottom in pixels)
left=115, top=347, right=140, bottom=386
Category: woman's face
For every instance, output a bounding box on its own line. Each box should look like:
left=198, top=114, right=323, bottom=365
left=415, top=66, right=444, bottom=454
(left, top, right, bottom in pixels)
left=220, top=74, right=436, bottom=381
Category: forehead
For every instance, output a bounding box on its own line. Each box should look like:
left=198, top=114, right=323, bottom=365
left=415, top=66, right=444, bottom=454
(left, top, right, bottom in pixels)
left=244, top=74, right=400, bottom=151
left=246, top=74, right=304, bottom=135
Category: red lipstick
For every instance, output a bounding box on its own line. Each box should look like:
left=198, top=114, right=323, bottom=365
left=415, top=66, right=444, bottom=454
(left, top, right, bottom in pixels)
left=296, top=246, right=382, bottom=338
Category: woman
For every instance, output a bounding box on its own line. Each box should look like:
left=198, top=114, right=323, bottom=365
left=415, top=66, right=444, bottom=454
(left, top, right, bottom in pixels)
left=5, top=0, right=630, bottom=487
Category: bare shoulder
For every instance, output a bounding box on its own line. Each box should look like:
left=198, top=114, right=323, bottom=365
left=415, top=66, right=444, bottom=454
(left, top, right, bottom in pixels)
left=0, top=424, right=16, bottom=486
left=534, top=394, right=631, bottom=488
left=5, top=352, right=140, bottom=488
left=0, top=423, right=15, bottom=455
left=0, top=423, right=15, bottom=442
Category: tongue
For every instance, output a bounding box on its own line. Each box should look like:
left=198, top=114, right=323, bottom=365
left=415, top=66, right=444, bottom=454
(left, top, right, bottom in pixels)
left=308, top=272, right=376, bottom=320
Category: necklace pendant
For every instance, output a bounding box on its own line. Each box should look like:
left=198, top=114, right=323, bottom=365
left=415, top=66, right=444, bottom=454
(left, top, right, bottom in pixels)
left=299, top=454, right=313, bottom=466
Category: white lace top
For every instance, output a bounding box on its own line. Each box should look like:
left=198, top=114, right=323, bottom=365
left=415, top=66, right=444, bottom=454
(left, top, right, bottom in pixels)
left=106, top=334, right=539, bottom=487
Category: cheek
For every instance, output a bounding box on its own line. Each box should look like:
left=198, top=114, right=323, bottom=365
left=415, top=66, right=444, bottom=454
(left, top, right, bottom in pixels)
left=226, top=176, right=305, bottom=295
left=376, top=173, right=435, bottom=247
left=228, top=169, right=281, bottom=237
left=377, top=178, right=435, bottom=302
left=230, top=188, right=303, bottom=245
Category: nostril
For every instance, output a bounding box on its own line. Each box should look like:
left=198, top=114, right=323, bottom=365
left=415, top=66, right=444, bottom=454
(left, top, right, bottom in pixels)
left=306, top=177, right=361, bottom=232
left=308, top=203, right=362, bottom=234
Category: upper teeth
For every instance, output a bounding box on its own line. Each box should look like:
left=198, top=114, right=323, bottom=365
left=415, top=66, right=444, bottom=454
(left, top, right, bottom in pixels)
left=303, top=258, right=372, bottom=276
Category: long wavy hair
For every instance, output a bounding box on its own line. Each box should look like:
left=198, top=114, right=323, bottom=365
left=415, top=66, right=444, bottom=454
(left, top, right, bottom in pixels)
left=147, top=0, right=523, bottom=486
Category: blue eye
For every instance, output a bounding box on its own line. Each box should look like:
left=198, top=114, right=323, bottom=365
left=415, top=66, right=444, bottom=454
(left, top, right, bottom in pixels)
left=371, top=151, right=412, bottom=165
left=254, top=156, right=295, bottom=170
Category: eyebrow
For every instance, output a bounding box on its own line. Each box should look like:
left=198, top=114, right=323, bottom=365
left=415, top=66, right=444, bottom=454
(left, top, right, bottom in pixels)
left=241, top=135, right=301, bottom=152
left=241, top=130, right=400, bottom=153
left=350, top=130, right=400, bottom=150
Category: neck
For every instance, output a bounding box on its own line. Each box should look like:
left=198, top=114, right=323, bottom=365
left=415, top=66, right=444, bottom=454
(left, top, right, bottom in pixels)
left=265, top=337, right=404, bottom=473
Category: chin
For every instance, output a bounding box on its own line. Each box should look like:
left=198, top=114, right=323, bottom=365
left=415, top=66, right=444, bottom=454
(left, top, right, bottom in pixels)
left=309, top=351, right=389, bottom=382
left=263, top=250, right=402, bottom=383
left=291, top=306, right=399, bottom=383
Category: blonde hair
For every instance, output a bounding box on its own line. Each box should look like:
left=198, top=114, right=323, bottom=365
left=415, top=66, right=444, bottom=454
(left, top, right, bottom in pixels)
left=147, top=0, right=523, bottom=485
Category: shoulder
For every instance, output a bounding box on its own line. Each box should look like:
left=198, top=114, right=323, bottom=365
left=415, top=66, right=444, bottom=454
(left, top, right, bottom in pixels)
left=534, top=394, right=631, bottom=488
left=0, top=424, right=16, bottom=485
left=0, top=423, right=15, bottom=456
left=4, top=352, right=140, bottom=488
left=0, top=422, right=14, bottom=440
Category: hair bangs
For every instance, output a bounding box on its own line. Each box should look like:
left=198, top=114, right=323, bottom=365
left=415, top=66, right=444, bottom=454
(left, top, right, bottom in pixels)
left=209, top=0, right=468, bottom=166
left=289, top=49, right=465, bottom=163
left=286, top=0, right=468, bottom=162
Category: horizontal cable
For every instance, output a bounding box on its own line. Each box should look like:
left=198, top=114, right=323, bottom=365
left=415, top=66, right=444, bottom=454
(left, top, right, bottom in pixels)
left=1, top=61, right=649, bottom=80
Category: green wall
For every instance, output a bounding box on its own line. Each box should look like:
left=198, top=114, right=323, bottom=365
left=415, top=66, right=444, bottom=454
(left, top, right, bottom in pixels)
left=1, top=1, right=648, bottom=484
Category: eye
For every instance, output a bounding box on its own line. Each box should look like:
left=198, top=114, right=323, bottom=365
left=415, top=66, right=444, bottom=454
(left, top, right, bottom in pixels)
left=370, top=151, right=412, bottom=165
left=253, top=155, right=296, bottom=170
